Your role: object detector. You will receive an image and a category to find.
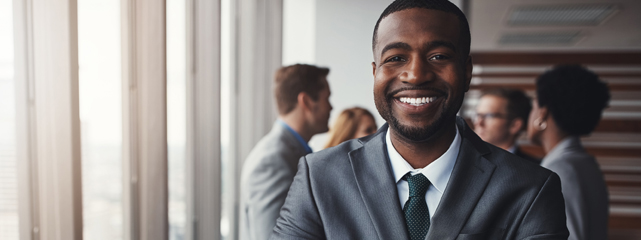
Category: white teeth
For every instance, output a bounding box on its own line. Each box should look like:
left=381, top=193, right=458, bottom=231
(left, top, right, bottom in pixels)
left=399, top=97, right=437, bottom=106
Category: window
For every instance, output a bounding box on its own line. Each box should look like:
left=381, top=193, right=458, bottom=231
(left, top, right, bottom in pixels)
left=0, top=1, right=17, bottom=239
left=167, top=0, right=187, bottom=239
left=78, top=1, right=123, bottom=239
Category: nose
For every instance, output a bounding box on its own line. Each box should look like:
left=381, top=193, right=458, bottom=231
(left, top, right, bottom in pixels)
left=473, top=114, right=484, bottom=126
left=400, top=57, right=433, bottom=85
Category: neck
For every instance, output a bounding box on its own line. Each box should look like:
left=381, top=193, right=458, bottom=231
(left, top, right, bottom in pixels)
left=495, top=136, right=518, bottom=151
left=280, top=113, right=314, bottom=142
left=540, top=123, right=569, bottom=154
left=495, top=142, right=514, bottom=151
left=390, top=122, right=457, bottom=169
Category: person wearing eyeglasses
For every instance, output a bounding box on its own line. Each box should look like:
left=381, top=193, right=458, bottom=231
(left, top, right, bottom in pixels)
left=473, top=88, right=540, bottom=164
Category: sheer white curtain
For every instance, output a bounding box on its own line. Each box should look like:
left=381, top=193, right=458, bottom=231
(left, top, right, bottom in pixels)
left=0, top=1, right=17, bottom=239
left=78, top=1, right=123, bottom=239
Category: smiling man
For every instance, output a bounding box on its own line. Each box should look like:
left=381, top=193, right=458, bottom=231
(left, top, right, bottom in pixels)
left=270, top=1, right=568, bottom=239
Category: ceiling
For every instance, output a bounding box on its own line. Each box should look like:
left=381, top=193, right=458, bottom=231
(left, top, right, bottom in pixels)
left=468, top=0, right=641, bottom=52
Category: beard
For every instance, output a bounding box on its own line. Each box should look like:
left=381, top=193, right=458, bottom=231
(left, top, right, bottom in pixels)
left=388, top=107, right=452, bottom=142
left=375, top=89, right=462, bottom=142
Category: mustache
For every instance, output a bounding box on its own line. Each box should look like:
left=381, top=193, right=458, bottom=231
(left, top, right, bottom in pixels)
left=386, top=86, right=448, bottom=99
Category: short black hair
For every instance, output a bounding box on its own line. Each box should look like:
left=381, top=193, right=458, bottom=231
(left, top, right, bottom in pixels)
left=536, top=65, right=610, bottom=136
left=372, top=0, right=471, bottom=58
left=481, top=88, right=532, bottom=131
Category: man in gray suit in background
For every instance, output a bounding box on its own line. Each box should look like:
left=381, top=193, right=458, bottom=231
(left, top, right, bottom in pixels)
left=271, top=0, right=568, bottom=239
left=240, top=64, right=333, bottom=240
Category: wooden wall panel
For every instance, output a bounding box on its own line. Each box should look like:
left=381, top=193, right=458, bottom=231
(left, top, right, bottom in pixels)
left=471, top=52, right=641, bottom=65
left=595, top=120, right=641, bottom=133
left=467, top=52, right=641, bottom=238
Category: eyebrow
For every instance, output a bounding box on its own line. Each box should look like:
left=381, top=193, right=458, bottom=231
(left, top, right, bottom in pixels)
left=424, top=41, right=457, bottom=53
left=380, top=42, right=412, bottom=57
left=379, top=40, right=458, bottom=57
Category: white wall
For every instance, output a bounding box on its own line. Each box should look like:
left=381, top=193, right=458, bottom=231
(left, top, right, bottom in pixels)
left=308, top=0, right=392, bottom=150
left=282, top=0, right=316, bottom=65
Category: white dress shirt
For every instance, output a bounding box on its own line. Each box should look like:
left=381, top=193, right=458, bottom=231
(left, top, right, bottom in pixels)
left=386, top=125, right=462, bottom=219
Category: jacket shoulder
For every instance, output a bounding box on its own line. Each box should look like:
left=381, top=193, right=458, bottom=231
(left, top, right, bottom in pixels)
left=305, top=137, right=363, bottom=164
left=484, top=143, right=556, bottom=184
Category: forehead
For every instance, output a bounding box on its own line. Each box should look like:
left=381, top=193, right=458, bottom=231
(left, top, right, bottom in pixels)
left=320, top=77, right=331, bottom=94
left=477, top=95, right=508, bottom=112
left=374, top=8, right=461, bottom=55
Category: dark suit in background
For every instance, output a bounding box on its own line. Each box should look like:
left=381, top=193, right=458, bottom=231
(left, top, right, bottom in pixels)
left=271, top=118, right=569, bottom=240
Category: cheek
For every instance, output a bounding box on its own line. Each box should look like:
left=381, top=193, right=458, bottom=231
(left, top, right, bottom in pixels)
left=526, top=113, right=537, bottom=135
left=374, top=68, right=398, bottom=91
left=373, top=79, right=386, bottom=94
left=527, top=110, right=537, bottom=127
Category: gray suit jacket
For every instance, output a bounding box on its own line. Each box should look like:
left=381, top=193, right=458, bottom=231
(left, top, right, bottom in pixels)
left=271, top=117, right=569, bottom=240
left=541, top=137, right=609, bottom=240
left=240, top=121, right=309, bottom=240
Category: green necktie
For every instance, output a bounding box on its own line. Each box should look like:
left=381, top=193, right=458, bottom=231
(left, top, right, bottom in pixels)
left=402, top=173, right=431, bottom=240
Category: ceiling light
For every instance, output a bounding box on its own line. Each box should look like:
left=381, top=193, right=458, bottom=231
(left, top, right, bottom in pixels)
left=499, top=31, right=582, bottom=45
left=509, top=5, right=617, bottom=26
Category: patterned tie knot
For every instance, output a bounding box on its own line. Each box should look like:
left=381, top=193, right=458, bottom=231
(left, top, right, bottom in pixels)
left=403, top=173, right=430, bottom=198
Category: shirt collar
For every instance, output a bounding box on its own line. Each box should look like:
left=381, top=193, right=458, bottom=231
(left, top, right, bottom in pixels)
left=278, top=119, right=313, bottom=154
left=541, top=136, right=580, bottom=165
left=386, top=124, right=462, bottom=194
left=507, top=144, right=517, bottom=154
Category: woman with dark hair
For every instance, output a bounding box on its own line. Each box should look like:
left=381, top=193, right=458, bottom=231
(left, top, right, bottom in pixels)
left=527, top=65, right=610, bottom=240
left=324, top=107, right=377, bottom=149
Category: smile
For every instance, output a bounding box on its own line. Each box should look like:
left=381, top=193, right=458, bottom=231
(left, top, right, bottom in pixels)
left=398, top=97, right=438, bottom=106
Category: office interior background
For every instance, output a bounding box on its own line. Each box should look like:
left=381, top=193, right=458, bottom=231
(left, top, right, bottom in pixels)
left=0, top=0, right=640, bottom=239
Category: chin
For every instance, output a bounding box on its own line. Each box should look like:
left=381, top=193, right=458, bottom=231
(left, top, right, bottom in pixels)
left=391, top=118, right=446, bottom=142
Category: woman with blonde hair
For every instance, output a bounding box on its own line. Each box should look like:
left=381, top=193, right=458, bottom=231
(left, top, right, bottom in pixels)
left=324, top=107, right=377, bottom=148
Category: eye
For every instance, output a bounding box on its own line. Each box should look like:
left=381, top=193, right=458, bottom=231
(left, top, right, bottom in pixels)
left=429, top=54, right=449, bottom=61
left=384, top=56, right=405, bottom=63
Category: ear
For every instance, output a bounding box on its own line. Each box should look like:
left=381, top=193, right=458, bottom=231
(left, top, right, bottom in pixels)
left=296, top=92, right=313, bottom=111
left=372, top=61, right=377, bottom=77
left=464, top=56, right=473, bottom=92
left=297, top=92, right=310, bottom=111
left=509, top=118, right=524, bottom=135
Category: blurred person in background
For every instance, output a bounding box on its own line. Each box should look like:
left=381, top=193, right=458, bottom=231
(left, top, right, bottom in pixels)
left=474, top=88, right=540, bottom=164
left=240, top=64, right=332, bottom=240
left=528, top=65, right=610, bottom=240
left=324, top=107, right=378, bottom=148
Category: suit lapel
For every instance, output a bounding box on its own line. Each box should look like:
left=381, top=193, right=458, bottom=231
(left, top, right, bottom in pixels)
left=349, top=124, right=410, bottom=240
left=426, top=118, right=496, bottom=239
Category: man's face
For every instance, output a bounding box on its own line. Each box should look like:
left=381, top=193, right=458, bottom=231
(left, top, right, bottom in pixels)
left=473, top=95, right=514, bottom=147
left=372, top=8, right=472, bottom=142
left=309, top=78, right=333, bottom=134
